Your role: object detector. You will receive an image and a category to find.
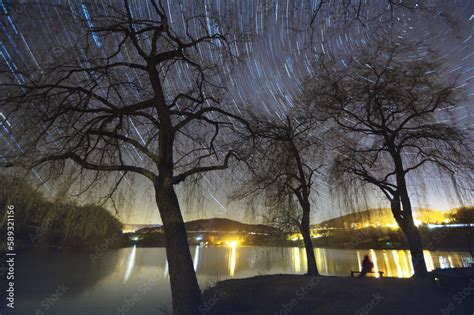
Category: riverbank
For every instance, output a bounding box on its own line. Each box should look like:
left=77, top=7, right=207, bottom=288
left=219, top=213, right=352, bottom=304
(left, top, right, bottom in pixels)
left=129, top=225, right=474, bottom=252
left=202, top=273, right=474, bottom=315
left=131, top=243, right=473, bottom=253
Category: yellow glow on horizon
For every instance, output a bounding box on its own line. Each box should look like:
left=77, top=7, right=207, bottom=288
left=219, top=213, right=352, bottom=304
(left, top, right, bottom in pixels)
left=386, top=223, right=399, bottom=229
left=225, top=239, right=241, bottom=246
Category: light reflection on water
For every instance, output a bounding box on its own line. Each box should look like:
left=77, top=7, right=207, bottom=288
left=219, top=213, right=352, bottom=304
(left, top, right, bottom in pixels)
left=123, top=244, right=136, bottom=283
left=14, top=246, right=472, bottom=314
left=117, top=245, right=470, bottom=281
left=227, top=242, right=237, bottom=276
left=292, top=247, right=301, bottom=273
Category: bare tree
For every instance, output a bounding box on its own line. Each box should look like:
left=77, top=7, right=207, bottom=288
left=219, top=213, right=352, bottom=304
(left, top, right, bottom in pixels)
left=232, top=113, right=323, bottom=276
left=309, top=0, right=450, bottom=28
left=0, top=1, right=248, bottom=313
left=302, top=37, right=472, bottom=278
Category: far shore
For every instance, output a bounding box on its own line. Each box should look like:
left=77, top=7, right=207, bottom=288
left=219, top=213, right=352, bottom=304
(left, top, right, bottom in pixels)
left=131, top=241, right=473, bottom=253
left=202, top=272, right=474, bottom=315
left=134, top=243, right=474, bottom=252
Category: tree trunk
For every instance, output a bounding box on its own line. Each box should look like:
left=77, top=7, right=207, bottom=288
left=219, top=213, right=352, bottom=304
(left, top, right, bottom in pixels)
left=389, top=151, right=428, bottom=278
left=155, top=179, right=202, bottom=315
left=398, top=218, right=428, bottom=277
left=391, top=188, right=428, bottom=278
left=399, top=189, right=428, bottom=278
left=300, top=206, right=319, bottom=276
left=300, top=225, right=319, bottom=275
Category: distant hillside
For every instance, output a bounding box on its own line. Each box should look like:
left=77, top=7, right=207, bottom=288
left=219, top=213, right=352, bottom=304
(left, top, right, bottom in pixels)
left=185, top=218, right=280, bottom=234
left=136, top=218, right=280, bottom=235
left=315, top=208, right=451, bottom=229
left=130, top=207, right=472, bottom=235
left=122, top=224, right=162, bottom=233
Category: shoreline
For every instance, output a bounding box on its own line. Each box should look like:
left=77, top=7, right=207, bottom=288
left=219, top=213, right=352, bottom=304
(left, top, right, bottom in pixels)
left=202, top=272, right=474, bottom=315
left=3, top=242, right=472, bottom=253
left=133, top=243, right=474, bottom=252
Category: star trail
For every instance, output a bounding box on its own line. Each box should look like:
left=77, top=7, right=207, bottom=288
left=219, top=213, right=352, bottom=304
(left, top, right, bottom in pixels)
left=0, top=0, right=472, bottom=224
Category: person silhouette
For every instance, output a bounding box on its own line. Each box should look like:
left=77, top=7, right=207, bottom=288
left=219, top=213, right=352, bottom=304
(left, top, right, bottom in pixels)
left=359, top=255, right=374, bottom=277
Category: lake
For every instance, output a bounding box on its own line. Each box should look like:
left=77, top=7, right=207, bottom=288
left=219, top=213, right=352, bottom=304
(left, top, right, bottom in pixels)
left=8, top=246, right=472, bottom=314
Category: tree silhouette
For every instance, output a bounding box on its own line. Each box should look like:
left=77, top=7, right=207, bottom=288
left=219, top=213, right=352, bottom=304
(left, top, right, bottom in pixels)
left=0, top=1, right=248, bottom=313
left=303, top=38, right=472, bottom=277
left=232, top=113, right=323, bottom=276
left=309, top=0, right=447, bottom=28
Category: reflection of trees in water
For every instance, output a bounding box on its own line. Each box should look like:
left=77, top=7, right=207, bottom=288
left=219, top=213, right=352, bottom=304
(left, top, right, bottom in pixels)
left=140, top=246, right=471, bottom=279
left=249, top=246, right=293, bottom=273
left=17, top=248, right=122, bottom=298
left=260, top=247, right=274, bottom=271
left=16, top=246, right=472, bottom=302
left=193, top=246, right=299, bottom=276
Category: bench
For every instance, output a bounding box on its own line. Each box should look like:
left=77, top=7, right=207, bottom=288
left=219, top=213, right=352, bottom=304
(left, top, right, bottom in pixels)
left=351, top=271, right=384, bottom=277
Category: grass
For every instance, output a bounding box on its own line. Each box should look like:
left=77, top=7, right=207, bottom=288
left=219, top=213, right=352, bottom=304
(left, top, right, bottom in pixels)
left=202, top=274, right=474, bottom=315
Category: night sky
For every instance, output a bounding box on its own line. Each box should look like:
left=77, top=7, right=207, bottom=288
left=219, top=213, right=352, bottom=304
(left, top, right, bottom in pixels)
left=0, top=0, right=473, bottom=224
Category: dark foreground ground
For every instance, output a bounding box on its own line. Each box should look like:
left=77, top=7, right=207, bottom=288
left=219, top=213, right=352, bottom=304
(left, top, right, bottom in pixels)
left=202, top=274, right=474, bottom=315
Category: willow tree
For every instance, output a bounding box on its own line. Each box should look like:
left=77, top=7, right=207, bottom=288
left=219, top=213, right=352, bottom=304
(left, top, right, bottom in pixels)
left=0, top=1, right=247, bottom=313
left=303, top=38, right=471, bottom=277
left=232, top=113, right=323, bottom=275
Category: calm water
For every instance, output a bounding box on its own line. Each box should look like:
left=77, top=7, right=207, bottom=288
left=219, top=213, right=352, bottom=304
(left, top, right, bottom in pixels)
left=7, top=246, right=472, bottom=314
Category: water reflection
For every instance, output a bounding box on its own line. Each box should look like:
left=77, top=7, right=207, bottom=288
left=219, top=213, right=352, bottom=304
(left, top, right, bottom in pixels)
left=424, top=251, right=434, bottom=271
left=15, top=246, right=473, bottom=314
left=315, top=248, right=329, bottom=274
left=164, top=260, right=169, bottom=277
left=292, top=247, right=301, bottom=273
left=193, top=245, right=201, bottom=271
left=228, top=242, right=237, bottom=276
left=356, top=251, right=362, bottom=271
left=117, top=247, right=470, bottom=283
left=382, top=252, right=389, bottom=276
left=123, top=244, right=136, bottom=283
left=370, top=249, right=380, bottom=278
